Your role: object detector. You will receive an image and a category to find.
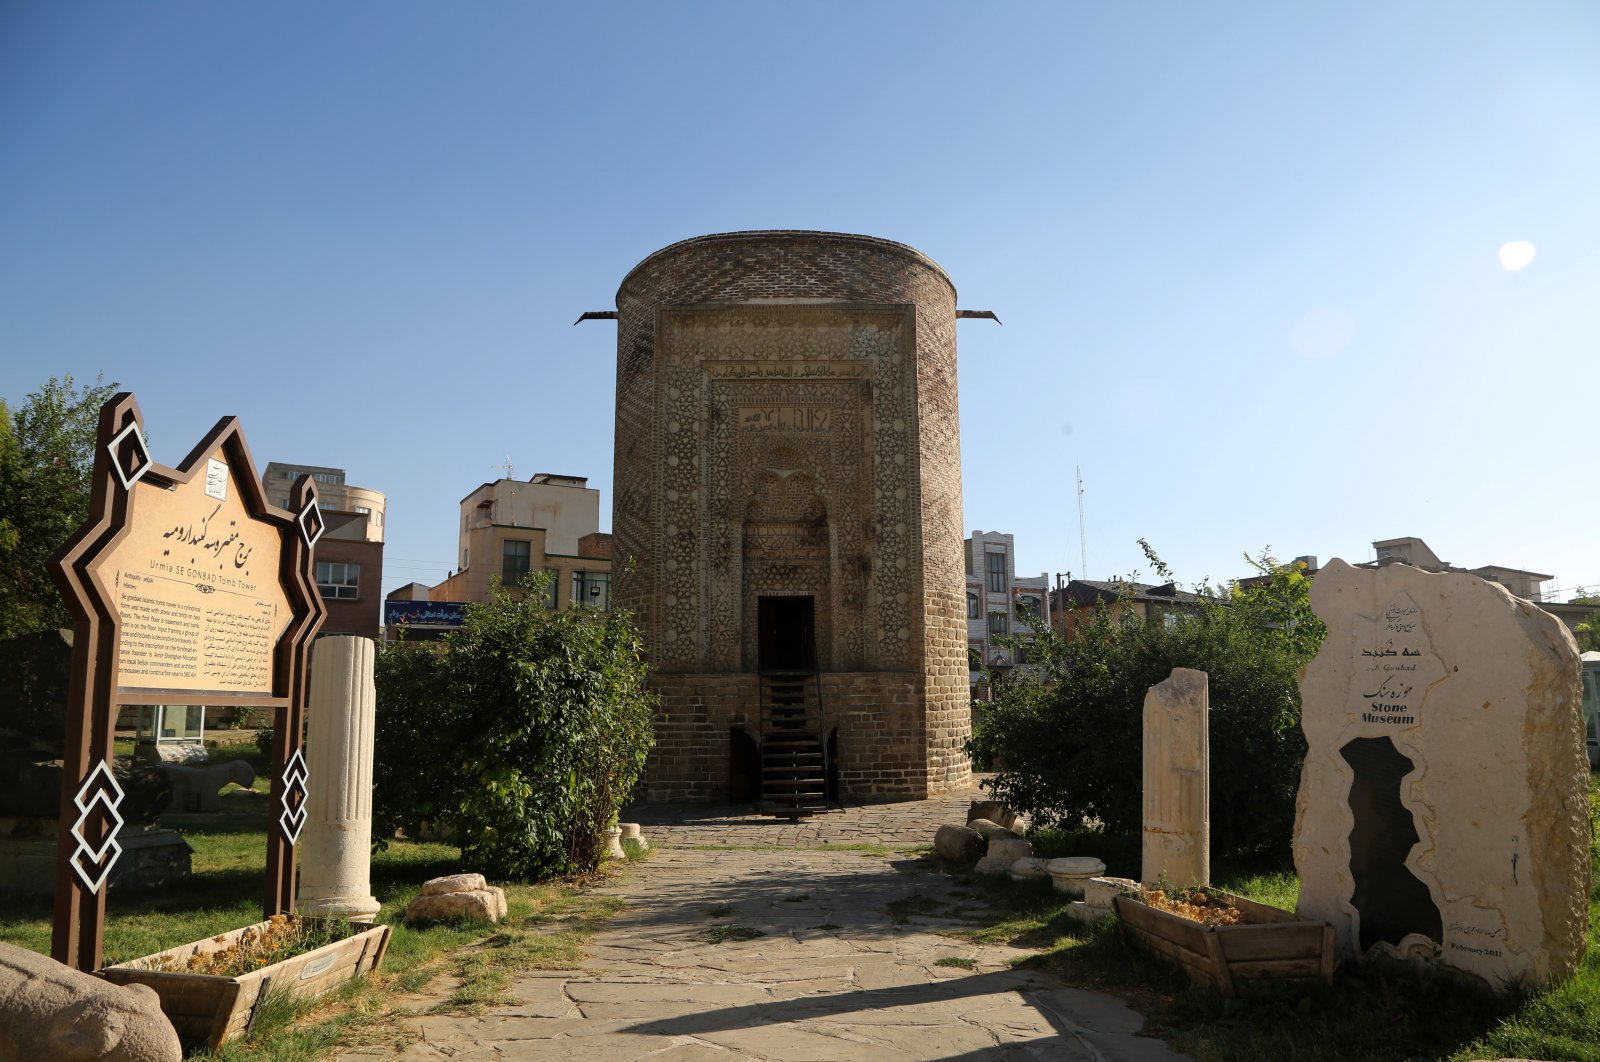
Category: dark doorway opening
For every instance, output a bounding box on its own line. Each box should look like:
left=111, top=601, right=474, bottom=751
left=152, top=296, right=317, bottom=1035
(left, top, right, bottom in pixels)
left=1341, top=736, right=1442, bottom=951
left=758, top=596, right=816, bottom=673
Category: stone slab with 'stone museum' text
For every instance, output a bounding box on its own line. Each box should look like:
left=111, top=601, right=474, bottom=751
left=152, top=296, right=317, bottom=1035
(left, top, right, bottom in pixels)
left=1293, top=559, right=1590, bottom=988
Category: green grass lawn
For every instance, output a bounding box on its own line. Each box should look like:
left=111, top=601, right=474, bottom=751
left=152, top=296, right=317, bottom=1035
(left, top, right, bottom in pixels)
left=964, top=778, right=1600, bottom=1062
left=0, top=746, right=630, bottom=1061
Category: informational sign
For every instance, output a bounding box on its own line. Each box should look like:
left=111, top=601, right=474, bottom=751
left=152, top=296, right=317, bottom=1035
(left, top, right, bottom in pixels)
left=91, top=450, right=292, bottom=696
left=50, top=393, right=325, bottom=972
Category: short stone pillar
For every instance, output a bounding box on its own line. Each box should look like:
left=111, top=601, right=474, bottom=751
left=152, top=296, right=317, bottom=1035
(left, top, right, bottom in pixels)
left=298, top=636, right=381, bottom=920
left=1142, top=667, right=1209, bottom=888
left=1047, top=856, right=1107, bottom=899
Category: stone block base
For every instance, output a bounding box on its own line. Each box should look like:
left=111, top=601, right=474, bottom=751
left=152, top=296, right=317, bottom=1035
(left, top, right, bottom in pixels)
left=0, top=825, right=191, bottom=895
left=642, top=671, right=971, bottom=802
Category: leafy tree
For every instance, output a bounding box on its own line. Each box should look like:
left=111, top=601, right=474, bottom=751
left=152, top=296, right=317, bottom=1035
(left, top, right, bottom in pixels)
left=373, top=572, right=656, bottom=878
left=0, top=375, right=119, bottom=640
left=968, top=547, right=1325, bottom=865
left=1569, top=590, right=1600, bottom=653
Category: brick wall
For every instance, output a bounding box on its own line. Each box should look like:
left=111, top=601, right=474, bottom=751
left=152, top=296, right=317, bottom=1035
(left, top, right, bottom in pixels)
left=644, top=671, right=933, bottom=802
left=613, top=232, right=971, bottom=800
left=578, top=532, right=613, bottom=559
left=313, top=537, right=382, bottom=640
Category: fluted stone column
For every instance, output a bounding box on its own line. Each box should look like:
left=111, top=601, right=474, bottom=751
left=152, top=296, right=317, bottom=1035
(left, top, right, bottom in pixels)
left=298, top=636, right=381, bottom=920
left=1142, top=667, right=1209, bottom=888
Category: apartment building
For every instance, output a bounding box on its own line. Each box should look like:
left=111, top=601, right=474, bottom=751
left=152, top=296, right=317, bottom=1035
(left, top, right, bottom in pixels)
left=964, top=530, right=1049, bottom=697
left=427, top=473, right=612, bottom=611
left=261, top=462, right=384, bottom=639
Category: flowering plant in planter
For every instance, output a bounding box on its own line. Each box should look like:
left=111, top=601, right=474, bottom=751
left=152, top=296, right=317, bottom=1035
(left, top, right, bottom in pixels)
left=1134, top=885, right=1244, bottom=927
left=100, top=916, right=391, bottom=1050
left=1113, top=886, right=1333, bottom=996
left=127, top=914, right=356, bottom=977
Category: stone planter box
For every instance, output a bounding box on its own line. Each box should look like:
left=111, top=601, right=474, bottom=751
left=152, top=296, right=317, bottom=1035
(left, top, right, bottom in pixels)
left=1112, top=892, right=1333, bottom=997
left=99, top=919, right=390, bottom=1050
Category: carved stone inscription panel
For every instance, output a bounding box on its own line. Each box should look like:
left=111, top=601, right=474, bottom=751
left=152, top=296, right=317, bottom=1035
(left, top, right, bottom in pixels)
left=653, top=304, right=918, bottom=674
left=1295, top=559, right=1591, bottom=987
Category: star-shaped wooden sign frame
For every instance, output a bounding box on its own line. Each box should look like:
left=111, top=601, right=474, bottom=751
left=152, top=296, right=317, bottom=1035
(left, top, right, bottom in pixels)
left=49, top=393, right=326, bottom=971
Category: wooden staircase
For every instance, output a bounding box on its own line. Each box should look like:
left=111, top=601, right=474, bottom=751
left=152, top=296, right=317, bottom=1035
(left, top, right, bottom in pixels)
left=759, top=671, right=829, bottom=818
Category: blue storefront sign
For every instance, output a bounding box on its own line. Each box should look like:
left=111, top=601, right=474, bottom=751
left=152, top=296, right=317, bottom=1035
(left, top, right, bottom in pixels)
left=383, top=601, right=469, bottom=628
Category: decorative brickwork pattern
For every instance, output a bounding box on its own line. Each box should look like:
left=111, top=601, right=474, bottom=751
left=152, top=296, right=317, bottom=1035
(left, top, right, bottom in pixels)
left=612, top=231, right=971, bottom=801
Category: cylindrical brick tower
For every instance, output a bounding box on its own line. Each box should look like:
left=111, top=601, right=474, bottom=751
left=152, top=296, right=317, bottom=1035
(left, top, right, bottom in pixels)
left=611, top=231, right=969, bottom=805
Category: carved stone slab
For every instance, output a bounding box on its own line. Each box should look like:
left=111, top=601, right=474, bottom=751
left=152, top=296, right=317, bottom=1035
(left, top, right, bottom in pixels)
left=1142, top=667, right=1209, bottom=888
left=1294, top=559, right=1590, bottom=987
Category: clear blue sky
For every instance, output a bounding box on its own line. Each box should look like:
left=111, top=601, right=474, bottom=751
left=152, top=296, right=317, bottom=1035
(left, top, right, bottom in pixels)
left=4, top=2, right=1598, bottom=601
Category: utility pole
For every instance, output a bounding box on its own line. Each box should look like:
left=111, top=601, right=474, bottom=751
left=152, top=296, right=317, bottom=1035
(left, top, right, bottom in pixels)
left=1076, top=465, right=1088, bottom=580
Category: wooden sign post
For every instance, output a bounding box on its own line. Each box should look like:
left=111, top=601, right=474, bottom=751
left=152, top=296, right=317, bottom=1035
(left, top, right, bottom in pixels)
left=49, top=393, right=326, bottom=970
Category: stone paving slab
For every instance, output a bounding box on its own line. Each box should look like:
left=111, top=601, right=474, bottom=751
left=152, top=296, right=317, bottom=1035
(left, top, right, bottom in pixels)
left=616, top=781, right=1010, bottom=849
left=344, top=845, right=1189, bottom=1061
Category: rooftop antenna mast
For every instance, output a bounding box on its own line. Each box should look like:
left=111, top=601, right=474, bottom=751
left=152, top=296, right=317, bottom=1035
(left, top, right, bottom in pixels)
left=1076, top=465, right=1087, bottom=580
left=492, top=456, right=515, bottom=480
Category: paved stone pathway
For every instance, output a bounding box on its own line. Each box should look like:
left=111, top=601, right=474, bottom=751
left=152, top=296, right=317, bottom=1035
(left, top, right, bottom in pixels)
left=347, top=837, right=1188, bottom=1060
left=615, top=785, right=1003, bottom=849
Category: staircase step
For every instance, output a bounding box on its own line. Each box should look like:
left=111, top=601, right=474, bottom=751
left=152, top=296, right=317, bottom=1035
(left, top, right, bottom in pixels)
left=756, top=670, right=830, bottom=819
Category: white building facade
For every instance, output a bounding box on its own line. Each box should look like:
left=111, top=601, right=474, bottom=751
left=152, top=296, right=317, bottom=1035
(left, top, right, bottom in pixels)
left=964, top=530, right=1049, bottom=698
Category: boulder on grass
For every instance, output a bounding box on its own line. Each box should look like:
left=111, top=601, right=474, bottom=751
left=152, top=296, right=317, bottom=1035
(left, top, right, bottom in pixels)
left=934, top=823, right=984, bottom=862
left=0, top=941, right=181, bottom=1062
left=421, top=873, right=488, bottom=896
left=405, top=873, right=507, bottom=924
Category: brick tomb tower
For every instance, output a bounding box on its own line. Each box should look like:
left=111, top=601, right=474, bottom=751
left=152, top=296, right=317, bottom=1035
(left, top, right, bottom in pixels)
left=608, top=231, right=971, bottom=808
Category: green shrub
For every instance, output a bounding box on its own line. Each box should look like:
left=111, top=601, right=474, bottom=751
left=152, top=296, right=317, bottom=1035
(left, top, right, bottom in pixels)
left=373, top=573, right=655, bottom=879
left=970, top=547, right=1323, bottom=865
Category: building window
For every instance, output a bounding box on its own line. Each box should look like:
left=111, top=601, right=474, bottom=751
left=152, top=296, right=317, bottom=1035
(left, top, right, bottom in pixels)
left=988, top=611, right=1008, bottom=636
left=966, top=592, right=979, bottom=619
left=968, top=646, right=983, bottom=671
left=573, top=571, right=611, bottom=610
left=315, top=561, right=359, bottom=600
left=354, top=505, right=370, bottom=515
left=502, top=540, right=531, bottom=583
left=1017, top=594, right=1040, bottom=619
left=986, top=551, right=1006, bottom=593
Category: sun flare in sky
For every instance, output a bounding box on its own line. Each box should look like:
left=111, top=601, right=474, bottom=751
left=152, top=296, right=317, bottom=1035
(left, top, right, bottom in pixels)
left=1497, top=240, right=1537, bottom=271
